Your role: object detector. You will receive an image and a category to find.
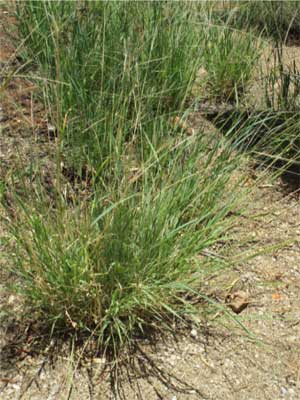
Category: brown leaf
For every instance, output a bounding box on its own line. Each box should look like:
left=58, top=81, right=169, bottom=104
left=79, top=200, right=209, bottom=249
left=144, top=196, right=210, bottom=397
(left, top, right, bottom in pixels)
left=272, top=292, right=282, bottom=301
left=225, top=290, right=249, bottom=314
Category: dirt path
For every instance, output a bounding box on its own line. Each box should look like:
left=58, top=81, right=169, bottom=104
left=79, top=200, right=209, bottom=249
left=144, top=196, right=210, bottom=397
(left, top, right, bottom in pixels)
left=1, top=5, right=300, bottom=400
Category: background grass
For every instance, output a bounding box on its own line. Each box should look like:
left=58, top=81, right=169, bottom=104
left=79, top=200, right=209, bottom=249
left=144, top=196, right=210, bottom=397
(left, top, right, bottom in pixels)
left=214, top=1, right=300, bottom=43
left=16, top=1, right=202, bottom=173
left=201, top=26, right=261, bottom=103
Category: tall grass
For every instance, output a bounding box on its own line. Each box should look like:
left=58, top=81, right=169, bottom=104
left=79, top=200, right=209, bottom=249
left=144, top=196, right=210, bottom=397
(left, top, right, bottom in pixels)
left=265, top=47, right=300, bottom=112
left=198, top=1, right=300, bottom=176
left=212, top=109, right=300, bottom=178
left=201, top=26, right=261, bottom=103
left=1, top=0, right=254, bottom=354
left=215, top=1, right=300, bottom=43
left=16, top=1, right=202, bottom=173
left=7, top=133, right=242, bottom=352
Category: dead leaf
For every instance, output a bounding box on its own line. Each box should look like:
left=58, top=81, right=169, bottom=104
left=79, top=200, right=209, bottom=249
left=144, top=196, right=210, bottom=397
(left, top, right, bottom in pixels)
left=272, top=292, right=282, bottom=301
left=225, top=290, right=249, bottom=314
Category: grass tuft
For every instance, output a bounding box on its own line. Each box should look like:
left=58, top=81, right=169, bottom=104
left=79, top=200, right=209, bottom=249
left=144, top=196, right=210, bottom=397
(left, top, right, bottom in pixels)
left=16, top=1, right=202, bottom=172
left=6, top=134, right=242, bottom=353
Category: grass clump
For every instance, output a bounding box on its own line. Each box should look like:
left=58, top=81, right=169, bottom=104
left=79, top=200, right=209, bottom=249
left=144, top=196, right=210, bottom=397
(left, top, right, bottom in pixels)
left=213, top=110, right=300, bottom=178
left=250, top=112, right=300, bottom=174
left=16, top=1, right=202, bottom=172
left=216, top=1, right=300, bottom=44
left=5, top=0, right=250, bottom=355
left=7, top=135, right=242, bottom=352
left=264, top=49, right=300, bottom=112
left=201, top=26, right=261, bottom=103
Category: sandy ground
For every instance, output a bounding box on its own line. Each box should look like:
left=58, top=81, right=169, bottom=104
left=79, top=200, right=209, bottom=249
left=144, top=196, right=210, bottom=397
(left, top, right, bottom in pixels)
left=1, top=5, right=300, bottom=400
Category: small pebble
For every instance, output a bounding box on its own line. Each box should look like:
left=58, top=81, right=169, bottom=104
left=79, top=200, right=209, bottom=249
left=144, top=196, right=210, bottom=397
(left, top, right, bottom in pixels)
left=280, top=386, right=288, bottom=396
left=8, top=295, right=16, bottom=305
left=190, top=328, right=198, bottom=338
